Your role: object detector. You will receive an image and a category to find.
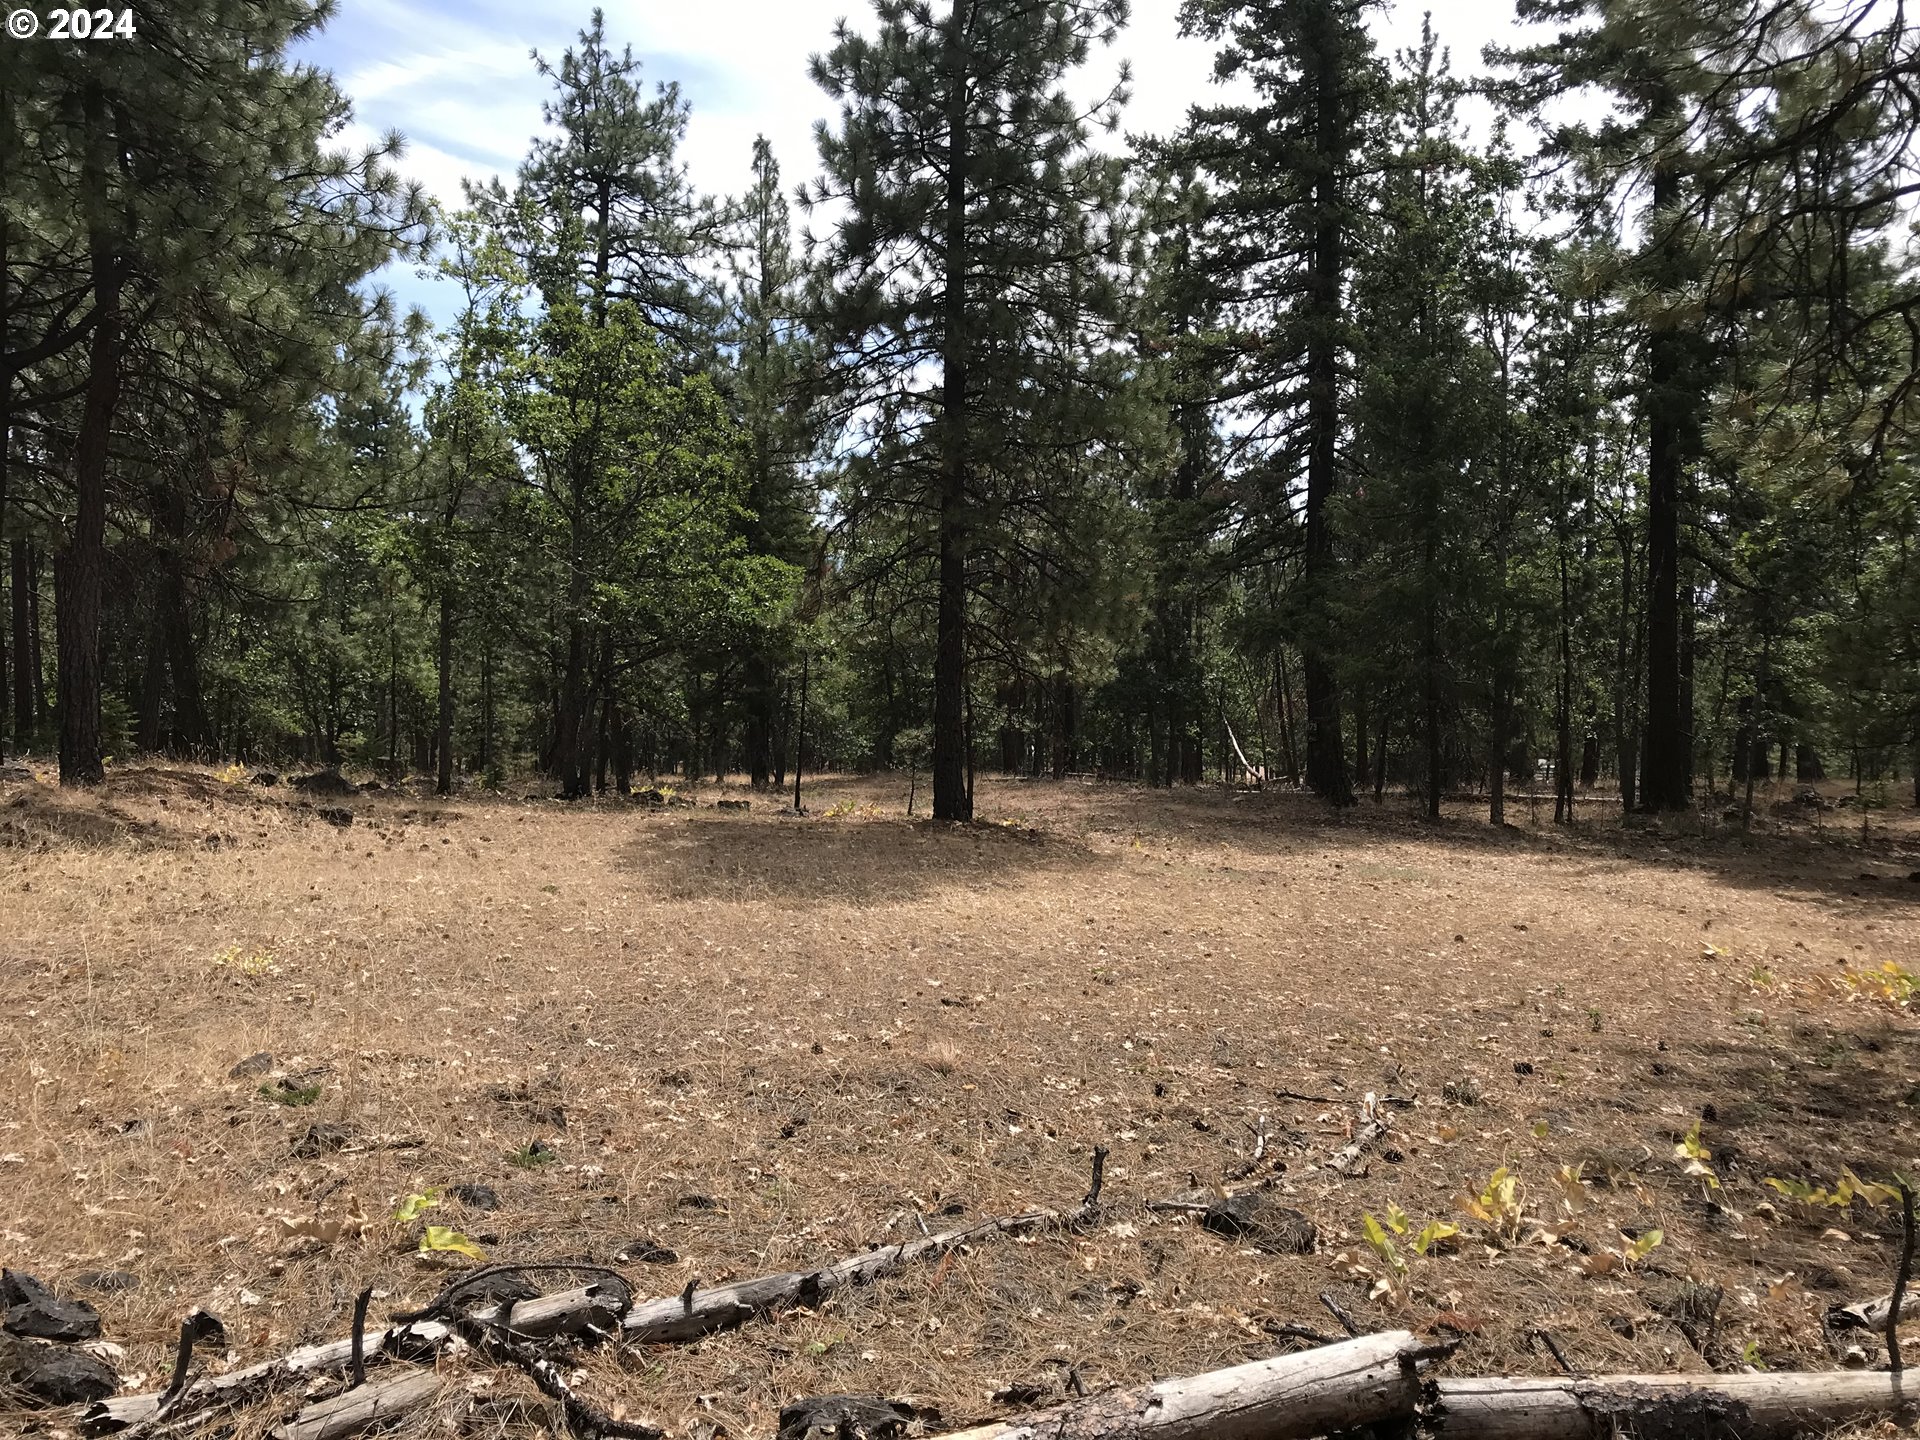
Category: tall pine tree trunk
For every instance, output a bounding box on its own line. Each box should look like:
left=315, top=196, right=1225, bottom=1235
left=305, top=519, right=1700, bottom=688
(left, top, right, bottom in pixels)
left=1301, top=26, right=1352, bottom=806
left=56, top=178, right=122, bottom=787
left=1640, top=160, right=1693, bottom=813
left=436, top=585, right=454, bottom=795
left=10, top=540, right=31, bottom=745
left=932, top=2, right=973, bottom=823
left=0, top=215, right=11, bottom=765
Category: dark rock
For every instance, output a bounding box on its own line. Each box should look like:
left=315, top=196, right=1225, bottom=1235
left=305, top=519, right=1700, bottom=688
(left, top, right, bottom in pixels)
left=227, top=1051, right=274, bottom=1079
left=0, top=764, right=34, bottom=784
left=447, top=1183, right=501, bottom=1212
left=1198, top=1193, right=1317, bottom=1255
left=678, top=1193, right=720, bottom=1211
left=250, top=772, right=280, bottom=786
left=292, top=769, right=357, bottom=797
left=777, top=1395, right=918, bottom=1440
left=316, top=807, right=353, bottom=827
left=70, top=1270, right=138, bottom=1294
left=290, top=1123, right=351, bottom=1158
left=615, top=1239, right=678, bottom=1264
left=715, top=799, right=750, bottom=810
left=2, top=1269, right=101, bottom=1342
left=1513, top=1060, right=1535, bottom=1076
left=360, top=779, right=384, bottom=792
left=1, top=1335, right=118, bottom=1405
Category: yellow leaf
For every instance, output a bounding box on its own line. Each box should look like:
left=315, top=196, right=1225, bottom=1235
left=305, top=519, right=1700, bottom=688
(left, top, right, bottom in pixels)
left=393, top=1188, right=443, bottom=1223
left=420, top=1225, right=486, bottom=1261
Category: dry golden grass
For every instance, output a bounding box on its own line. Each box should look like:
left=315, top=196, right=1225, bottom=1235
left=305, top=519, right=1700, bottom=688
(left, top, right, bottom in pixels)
left=2, top=763, right=1919, bottom=1437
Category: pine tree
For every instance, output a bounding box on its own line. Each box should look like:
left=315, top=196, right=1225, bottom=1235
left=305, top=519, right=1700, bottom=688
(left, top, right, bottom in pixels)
left=727, top=138, right=814, bottom=790
left=5, top=2, right=424, bottom=783
left=807, top=0, right=1133, bottom=821
left=1177, top=0, right=1387, bottom=805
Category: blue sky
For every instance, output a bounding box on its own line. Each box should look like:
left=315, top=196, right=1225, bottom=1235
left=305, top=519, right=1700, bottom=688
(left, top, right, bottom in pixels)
left=295, top=0, right=1522, bottom=331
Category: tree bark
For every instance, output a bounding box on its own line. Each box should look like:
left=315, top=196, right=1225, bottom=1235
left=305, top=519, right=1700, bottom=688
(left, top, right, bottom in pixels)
left=435, top=586, right=454, bottom=795
left=932, top=0, right=974, bottom=822
left=1299, top=11, right=1352, bottom=807
left=940, top=1332, right=1424, bottom=1440
left=57, top=147, right=122, bottom=787
left=10, top=540, right=31, bottom=745
left=1640, top=159, right=1694, bottom=813
left=1431, top=1370, right=1919, bottom=1440
left=271, top=1369, right=442, bottom=1440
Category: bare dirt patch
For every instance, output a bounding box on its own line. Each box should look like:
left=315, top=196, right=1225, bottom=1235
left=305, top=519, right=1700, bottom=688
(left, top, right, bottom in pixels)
left=2, top=767, right=1918, bottom=1435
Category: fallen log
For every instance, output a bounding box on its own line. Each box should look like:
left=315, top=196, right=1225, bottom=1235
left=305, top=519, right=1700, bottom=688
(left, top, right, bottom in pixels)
left=935, top=1330, right=1426, bottom=1440
left=622, top=1203, right=1097, bottom=1343
left=84, top=1285, right=620, bottom=1434
left=270, top=1368, right=443, bottom=1440
left=88, top=1202, right=1101, bottom=1432
left=1431, top=1370, right=1920, bottom=1440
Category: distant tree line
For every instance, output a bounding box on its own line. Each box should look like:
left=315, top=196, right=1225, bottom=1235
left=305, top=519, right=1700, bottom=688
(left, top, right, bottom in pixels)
left=2, top=0, right=1916, bottom=822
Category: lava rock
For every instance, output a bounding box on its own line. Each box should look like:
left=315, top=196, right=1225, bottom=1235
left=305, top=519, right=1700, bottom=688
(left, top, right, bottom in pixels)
left=715, top=799, right=750, bottom=810
left=1198, top=1193, right=1317, bottom=1255
left=615, top=1239, right=678, bottom=1264
left=2, top=1269, right=101, bottom=1342
left=778, top=1395, right=918, bottom=1440
left=1, top=1335, right=118, bottom=1406
left=678, top=1193, right=720, bottom=1211
left=316, top=806, right=354, bottom=827
left=447, top=1183, right=501, bottom=1212
left=250, top=772, right=280, bottom=786
left=227, top=1051, right=274, bottom=1079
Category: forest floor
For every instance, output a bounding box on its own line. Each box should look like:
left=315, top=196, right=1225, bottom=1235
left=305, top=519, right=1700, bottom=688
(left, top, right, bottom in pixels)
left=2, top=762, right=1919, bottom=1438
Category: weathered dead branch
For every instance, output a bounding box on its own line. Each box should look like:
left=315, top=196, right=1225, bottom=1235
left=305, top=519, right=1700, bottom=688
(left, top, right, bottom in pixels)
left=1430, top=1369, right=1920, bottom=1440
left=935, top=1330, right=1427, bottom=1440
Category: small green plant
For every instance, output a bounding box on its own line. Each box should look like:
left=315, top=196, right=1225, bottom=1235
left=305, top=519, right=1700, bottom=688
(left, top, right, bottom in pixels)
left=1764, top=1167, right=1903, bottom=1210
left=1741, top=1339, right=1769, bottom=1370
left=1586, top=1007, right=1603, bottom=1033
left=418, top=1225, right=485, bottom=1261
left=393, top=1188, right=443, bottom=1223
left=1457, top=1165, right=1526, bottom=1242
left=1359, top=1203, right=1460, bottom=1303
left=1675, top=1119, right=1720, bottom=1193
left=213, top=944, right=277, bottom=977
left=1577, top=1226, right=1664, bottom=1277
left=1843, top=962, right=1917, bottom=1009
left=508, top=1141, right=555, bottom=1169
left=260, top=1080, right=321, bottom=1107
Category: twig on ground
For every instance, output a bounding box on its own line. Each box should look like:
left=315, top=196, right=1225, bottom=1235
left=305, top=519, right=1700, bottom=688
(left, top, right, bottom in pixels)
left=1227, top=1115, right=1270, bottom=1180
left=1083, top=1144, right=1109, bottom=1207
left=1889, top=1177, right=1915, bottom=1375
left=348, top=1288, right=372, bottom=1389
left=1320, top=1290, right=1367, bottom=1337
left=1528, top=1326, right=1582, bottom=1378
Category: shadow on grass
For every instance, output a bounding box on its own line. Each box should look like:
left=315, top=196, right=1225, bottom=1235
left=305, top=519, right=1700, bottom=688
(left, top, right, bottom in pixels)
left=1030, top=776, right=1920, bottom=913
left=617, top=808, right=1116, bottom=907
